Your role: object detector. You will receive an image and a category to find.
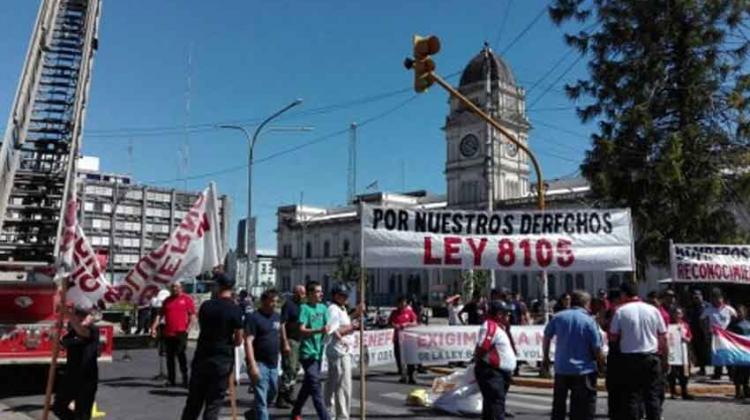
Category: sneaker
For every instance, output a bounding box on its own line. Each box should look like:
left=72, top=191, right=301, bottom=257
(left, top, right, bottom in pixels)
left=408, top=377, right=417, bottom=385
left=292, top=416, right=302, bottom=420
left=276, top=399, right=291, bottom=409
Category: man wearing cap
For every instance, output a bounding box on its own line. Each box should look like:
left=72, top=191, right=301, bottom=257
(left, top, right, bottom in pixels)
left=608, top=282, right=668, bottom=420
left=53, top=304, right=99, bottom=420
left=244, top=289, right=282, bottom=420
left=474, top=301, right=517, bottom=420
left=542, top=291, right=604, bottom=420
left=324, top=283, right=364, bottom=420
left=151, top=281, right=196, bottom=387
left=181, top=272, right=243, bottom=420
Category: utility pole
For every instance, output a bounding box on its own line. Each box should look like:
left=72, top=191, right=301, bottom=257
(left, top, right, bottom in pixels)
left=483, top=42, right=497, bottom=292
left=348, top=122, right=357, bottom=203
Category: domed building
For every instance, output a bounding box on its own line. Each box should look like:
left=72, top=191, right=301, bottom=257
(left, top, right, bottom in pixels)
left=274, top=44, right=607, bottom=307
left=445, top=43, right=531, bottom=209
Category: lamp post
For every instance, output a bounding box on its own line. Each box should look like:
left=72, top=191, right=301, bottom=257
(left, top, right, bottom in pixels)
left=218, top=99, right=305, bottom=291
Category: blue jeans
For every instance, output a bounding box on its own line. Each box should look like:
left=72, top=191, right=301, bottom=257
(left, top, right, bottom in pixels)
left=292, top=358, right=330, bottom=420
left=253, top=362, right=279, bottom=420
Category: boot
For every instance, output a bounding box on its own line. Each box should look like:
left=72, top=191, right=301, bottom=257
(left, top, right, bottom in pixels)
left=276, top=395, right=291, bottom=409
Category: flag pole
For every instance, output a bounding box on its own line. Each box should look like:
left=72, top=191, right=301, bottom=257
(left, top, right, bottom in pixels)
left=41, top=278, right=68, bottom=420
left=358, top=201, right=367, bottom=419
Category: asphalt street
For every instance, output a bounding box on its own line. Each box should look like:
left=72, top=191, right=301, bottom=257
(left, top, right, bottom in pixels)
left=1, top=347, right=748, bottom=420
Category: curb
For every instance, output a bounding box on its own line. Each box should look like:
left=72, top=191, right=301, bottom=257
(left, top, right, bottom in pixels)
left=427, top=367, right=735, bottom=396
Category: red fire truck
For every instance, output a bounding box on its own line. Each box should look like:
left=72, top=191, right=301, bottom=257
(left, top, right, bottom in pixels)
left=0, top=268, right=114, bottom=365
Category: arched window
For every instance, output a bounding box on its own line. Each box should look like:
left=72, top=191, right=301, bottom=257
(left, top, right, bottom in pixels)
left=323, top=241, right=330, bottom=258
left=343, top=239, right=350, bottom=256
left=305, top=241, right=312, bottom=258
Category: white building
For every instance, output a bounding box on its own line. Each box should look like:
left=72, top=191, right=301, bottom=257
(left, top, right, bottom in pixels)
left=275, top=46, right=652, bottom=306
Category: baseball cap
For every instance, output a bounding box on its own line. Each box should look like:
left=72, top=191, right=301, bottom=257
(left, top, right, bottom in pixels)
left=332, top=283, right=350, bottom=296
left=487, top=300, right=511, bottom=316
left=213, top=273, right=235, bottom=289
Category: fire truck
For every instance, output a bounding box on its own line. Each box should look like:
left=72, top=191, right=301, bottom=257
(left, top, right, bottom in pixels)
left=0, top=0, right=113, bottom=365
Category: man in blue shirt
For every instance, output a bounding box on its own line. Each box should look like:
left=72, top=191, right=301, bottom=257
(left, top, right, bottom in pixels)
left=543, top=291, right=604, bottom=420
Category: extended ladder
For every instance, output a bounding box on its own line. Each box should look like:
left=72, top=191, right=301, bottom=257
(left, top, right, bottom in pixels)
left=0, top=0, right=101, bottom=269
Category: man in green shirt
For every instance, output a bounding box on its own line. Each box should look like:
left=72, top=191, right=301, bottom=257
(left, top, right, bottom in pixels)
left=291, top=281, right=330, bottom=420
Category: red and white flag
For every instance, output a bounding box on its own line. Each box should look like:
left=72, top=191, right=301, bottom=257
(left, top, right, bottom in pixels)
left=58, top=180, right=118, bottom=309
left=117, top=182, right=225, bottom=305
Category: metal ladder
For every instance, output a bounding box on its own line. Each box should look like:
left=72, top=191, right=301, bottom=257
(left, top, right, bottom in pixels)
left=0, top=0, right=100, bottom=268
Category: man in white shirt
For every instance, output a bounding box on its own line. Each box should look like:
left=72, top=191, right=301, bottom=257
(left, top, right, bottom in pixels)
left=701, top=288, right=737, bottom=379
left=324, top=284, right=363, bottom=420
left=608, top=281, right=668, bottom=420
left=474, top=301, right=517, bottom=420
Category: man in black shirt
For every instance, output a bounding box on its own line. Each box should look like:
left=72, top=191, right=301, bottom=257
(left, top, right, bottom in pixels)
left=181, top=272, right=243, bottom=420
left=460, top=293, right=483, bottom=325
left=278, top=284, right=305, bottom=408
left=244, top=289, right=282, bottom=420
left=53, top=304, right=99, bottom=420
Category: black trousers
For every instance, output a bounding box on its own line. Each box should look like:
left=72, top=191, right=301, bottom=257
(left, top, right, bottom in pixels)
left=606, top=352, right=623, bottom=420
left=475, top=361, right=510, bottom=420
left=165, top=332, right=189, bottom=384
left=393, top=339, right=415, bottom=379
left=668, top=365, right=689, bottom=396
left=181, top=369, right=230, bottom=420
left=615, top=353, right=664, bottom=420
left=53, top=377, right=97, bottom=420
left=552, top=373, right=597, bottom=420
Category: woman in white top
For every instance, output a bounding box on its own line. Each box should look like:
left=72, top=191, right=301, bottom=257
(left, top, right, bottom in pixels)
left=446, top=295, right=463, bottom=326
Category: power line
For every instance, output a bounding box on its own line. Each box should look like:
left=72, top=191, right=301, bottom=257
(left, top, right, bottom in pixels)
left=527, top=54, right=584, bottom=109
left=493, top=0, right=514, bottom=49
left=499, top=2, right=550, bottom=55
left=143, top=95, right=420, bottom=184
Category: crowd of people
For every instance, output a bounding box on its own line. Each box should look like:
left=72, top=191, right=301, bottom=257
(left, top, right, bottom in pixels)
left=53, top=272, right=750, bottom=420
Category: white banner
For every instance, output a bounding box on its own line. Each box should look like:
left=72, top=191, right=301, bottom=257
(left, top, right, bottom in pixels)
left=670, top=243, right=750, bottom=284
left=361, top=205, right=634, bottom=271
left=58, top=186, right=118, bottom=309
left=400, top=325, right=684, bottom=366
left=235, top=328, right=396, bottom=380
left=117, top=183, right=225, bottom=305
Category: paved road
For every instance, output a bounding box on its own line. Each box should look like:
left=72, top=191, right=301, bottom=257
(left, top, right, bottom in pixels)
left=1, top=347, right=748, bottom=419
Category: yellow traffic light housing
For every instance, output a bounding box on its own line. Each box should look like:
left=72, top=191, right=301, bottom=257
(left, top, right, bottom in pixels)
left=404, top=35, right=440, bottom=93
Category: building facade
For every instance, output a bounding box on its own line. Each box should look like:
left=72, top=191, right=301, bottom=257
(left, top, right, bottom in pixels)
left=76, top=157, right=231, bottom=283
left=274, top=46, right=645, bottom=306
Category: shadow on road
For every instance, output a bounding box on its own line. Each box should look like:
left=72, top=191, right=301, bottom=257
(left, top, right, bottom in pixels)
left=149, top=389, right=189, bottom=397
left=2, top=403, right=43, bottom=413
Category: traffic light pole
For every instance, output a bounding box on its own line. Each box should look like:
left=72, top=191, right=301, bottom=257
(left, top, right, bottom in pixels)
left=428, top=72, right=551, bottom=321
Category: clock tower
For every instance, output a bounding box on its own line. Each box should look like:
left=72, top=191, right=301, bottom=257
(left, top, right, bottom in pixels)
left=445, top=44, right=531, bottom=209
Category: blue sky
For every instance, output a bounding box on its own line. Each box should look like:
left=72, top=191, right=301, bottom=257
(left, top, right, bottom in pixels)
left=0, top=0, right=593, bottom=252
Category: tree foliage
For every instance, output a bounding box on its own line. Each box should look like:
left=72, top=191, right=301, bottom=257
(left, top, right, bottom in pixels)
left=550, top=0, right=750, bottom=271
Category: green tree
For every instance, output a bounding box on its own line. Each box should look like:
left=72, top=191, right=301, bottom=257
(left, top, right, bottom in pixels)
left=332, top=256, right=362, bottom=287
left=550, top=0, right=750, bottom=272
left=462, top=270, right=490, bottom=298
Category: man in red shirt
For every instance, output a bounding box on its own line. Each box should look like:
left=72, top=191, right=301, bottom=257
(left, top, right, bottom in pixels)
left=389, top=296, right=418, bottom=384
left=151, top=281, right=196, bottom=387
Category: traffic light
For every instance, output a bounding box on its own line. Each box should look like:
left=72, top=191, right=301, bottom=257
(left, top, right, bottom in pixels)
left=404, top=35, right=440, bottom=93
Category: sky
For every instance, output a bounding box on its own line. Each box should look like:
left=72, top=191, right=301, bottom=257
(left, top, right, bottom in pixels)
left=0, top=0, right=594, bottom=252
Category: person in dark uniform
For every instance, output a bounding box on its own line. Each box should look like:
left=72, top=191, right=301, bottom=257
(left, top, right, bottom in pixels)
left=53, top=304, right=99, bottom=420
left=181, top=271, right=243, bottom=420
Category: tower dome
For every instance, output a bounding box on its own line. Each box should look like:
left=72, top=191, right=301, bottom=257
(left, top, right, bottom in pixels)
left=459, top=44, right=516, bottom=87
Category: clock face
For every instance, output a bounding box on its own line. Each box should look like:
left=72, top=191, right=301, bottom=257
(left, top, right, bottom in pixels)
left=460, top=134, right=479, bottom=158
left=505, top=142, right=519, bottom=157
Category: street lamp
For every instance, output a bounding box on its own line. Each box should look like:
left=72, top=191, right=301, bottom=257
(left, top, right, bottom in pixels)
left=218, top=98, right=306, bottom=292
